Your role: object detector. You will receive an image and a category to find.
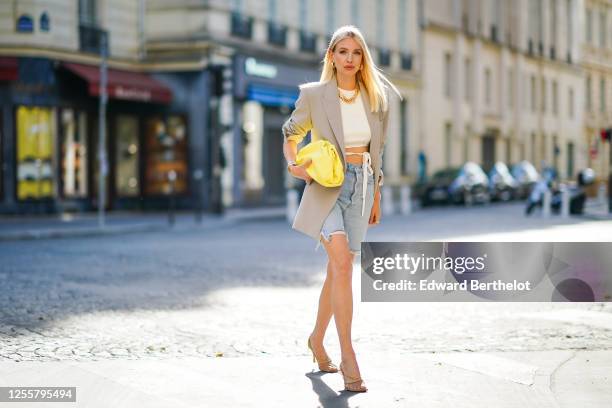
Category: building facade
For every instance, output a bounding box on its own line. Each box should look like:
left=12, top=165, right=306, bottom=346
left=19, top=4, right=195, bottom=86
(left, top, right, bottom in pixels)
left=0, top=0, right=608, bottom=215
left=0, top=0, right=203, bottom=214
left=582, top=0, right=611, bottom=185
left=420, top=0, right=590, bottom=182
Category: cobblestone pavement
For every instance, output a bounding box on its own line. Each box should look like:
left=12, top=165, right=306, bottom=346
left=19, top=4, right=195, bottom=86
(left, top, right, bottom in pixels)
left=1, top=203, right=611, bottom=362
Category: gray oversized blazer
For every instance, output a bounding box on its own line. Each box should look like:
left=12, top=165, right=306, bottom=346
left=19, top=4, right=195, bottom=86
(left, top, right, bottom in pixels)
left=282, top=77, right=390, bottom=241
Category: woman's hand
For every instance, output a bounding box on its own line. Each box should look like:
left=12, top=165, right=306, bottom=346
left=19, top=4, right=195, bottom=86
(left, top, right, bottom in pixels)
left=369, top=187, right=381, bottom=225
left=288, top=159, right=313, bottom=184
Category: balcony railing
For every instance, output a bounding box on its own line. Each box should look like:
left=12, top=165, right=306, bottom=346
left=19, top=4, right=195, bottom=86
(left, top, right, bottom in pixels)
left=299, top=30, right=316, bottom=53
left=231, top=12, right=253, bottom=39
left=528, top=39, right=534, bottom=56
left=401, top=52, right=413, bottom=71
left=378, top=48, right=390, bottom=67
left=550, top=46, right=556, bottom=60
left=490, top=25, right=498, bottom=43
left=79, top=24, right=108, bottom=54
left=267, top=22, right=287, bottom=47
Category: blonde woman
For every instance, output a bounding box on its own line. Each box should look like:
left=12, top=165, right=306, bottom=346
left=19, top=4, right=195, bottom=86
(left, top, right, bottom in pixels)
left=282, top=25, right=401, bottom=392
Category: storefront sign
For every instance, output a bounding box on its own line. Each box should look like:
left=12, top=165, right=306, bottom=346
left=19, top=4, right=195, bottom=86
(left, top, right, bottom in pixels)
left=244, top=58, right=277, bottom=79
left=114, top=86, right=152, bottom=102
left=233, top=55, right=319, bottom=101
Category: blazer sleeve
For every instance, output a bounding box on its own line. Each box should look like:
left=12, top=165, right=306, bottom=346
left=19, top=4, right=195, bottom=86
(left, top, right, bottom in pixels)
left=282, top=88, right=312, bottom=144
left=378, top=97, right=390, bottom=187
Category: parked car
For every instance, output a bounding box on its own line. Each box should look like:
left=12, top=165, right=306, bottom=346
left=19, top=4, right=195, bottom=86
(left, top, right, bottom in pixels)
left=510, top=160, right=539, bottom=199
left=420, top=162, right=490, bottom=206
left=419, top=167, right=459, bottom=206
left=488, top=161, right=519, bottom=201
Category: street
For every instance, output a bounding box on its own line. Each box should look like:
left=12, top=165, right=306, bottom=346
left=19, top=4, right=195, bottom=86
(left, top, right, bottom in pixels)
left=0, top=202, right=611, bottom=407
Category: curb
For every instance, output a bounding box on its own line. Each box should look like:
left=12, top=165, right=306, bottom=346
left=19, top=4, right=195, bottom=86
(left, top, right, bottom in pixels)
left=0, top=208, right=287, bottom=242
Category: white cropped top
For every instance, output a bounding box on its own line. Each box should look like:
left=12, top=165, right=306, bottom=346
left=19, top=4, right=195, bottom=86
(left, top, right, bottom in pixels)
left=338, top=87, right=371, bottom=148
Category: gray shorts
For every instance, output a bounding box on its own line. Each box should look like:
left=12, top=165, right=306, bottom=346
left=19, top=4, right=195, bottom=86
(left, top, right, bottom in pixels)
left=316, top=162, right=375, bottom=255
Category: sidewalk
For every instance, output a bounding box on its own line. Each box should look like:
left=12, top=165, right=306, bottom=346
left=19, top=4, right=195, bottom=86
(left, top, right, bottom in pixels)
left=582, top=197, right=612, bottom=220
left=0, top=350, right=609, bottom=407
left=0, top=207, right=287, bottom=242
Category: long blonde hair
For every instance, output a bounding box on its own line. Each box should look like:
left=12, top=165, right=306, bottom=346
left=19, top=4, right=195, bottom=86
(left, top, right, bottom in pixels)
left=320, top=25, right=402, bottom=113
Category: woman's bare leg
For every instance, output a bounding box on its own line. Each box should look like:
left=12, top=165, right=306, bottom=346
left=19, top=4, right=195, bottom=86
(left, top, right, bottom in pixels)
left=320, top=233, right=365, bottom=388
left=309, top=260, right=334, bottom=359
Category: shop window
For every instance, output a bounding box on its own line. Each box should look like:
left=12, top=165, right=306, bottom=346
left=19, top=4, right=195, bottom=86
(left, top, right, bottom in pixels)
left=16, top=106, right=56, bottom=200
left=16, top=15, right=34, bottom=33
left=145, top=116, right=188, bottom=195
left=0, top=114, right=3, bottom=199
left=115, top=115, right=140, bottom=197
left=40, top=11, right=50, bottom=32
left=61, top=109, right=88, bottom=198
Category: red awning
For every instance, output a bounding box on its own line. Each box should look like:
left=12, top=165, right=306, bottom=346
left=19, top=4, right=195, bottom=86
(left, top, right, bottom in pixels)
left=0, top=57, right=18, bottom=81
left=63, top=62, right=172, bottom=104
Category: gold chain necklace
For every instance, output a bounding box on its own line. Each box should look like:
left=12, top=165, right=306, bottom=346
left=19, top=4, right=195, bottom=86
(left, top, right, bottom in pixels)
left=337, top=86, right=360, bottom=104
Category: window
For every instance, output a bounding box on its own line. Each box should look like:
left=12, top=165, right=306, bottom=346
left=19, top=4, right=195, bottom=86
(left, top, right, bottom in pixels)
left=268, top=0, right=277, bottom=22
left=445, top=123, right=452, bottom=166
left=400, top=99, right=409, bottom=176
left=524, top=73, right=530, bottom=111
left=506, top=138, right=511, bottom=164
left=530, top=133, right=536, bottom=163
left=569, top=87, right=574, bottom=118
left=444, top=53, right=452, bottom=98
left=566, top=0, right=573, bottom=61
left=464, top=125, right=471, bottom=162
left=465, top=58, right=471, bottom=102
left=541, top=78, right=546, bottom=113
left=16, top=106, right=56, bottom=200
left=145, top=116, right=188, bottom=195
left=586, top=8, right=593, bottom=44
left=485, top=68, right=491, bottom=105
left=351, top=0, right=360, bottom=26
left=550, top=0, right=557, bottom=50
left=60, top=109, right=88, bottom=198
left=586, top=75, right=592, bottom=111
left=232, top=0, right=244, bottom=12
left=599, top=11, right=606, bottom=48
left=566, top=142, right=574, bottom=178
left=490, top=0, right=500, bottom=41
left=531, top=75, right=536, bottom=112
left=377, top=0, right=386, bottom=46
left=552, top=80, right=558, bottom=115
left=528, top=0, right=538, bottom=50
left=508, top=69, right=514, bottom=108
left=299, top=0, right=307, bottom=29
left=115, top=115, right=139, bottom=197
left=601, top=78, right=606, bottom=113
left=537, top=0, right=543, bottom=50
left=0, top=113, right=2, bottom=199
left=398, top=0, right=408, bottom=51
left=326, top=0, right=336, bottom=35
left=78, top=0, right=97, bottom=26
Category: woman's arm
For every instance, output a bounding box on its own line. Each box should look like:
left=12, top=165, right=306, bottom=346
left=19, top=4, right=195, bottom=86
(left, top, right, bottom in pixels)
left=282, top=88, right=313, bottom=182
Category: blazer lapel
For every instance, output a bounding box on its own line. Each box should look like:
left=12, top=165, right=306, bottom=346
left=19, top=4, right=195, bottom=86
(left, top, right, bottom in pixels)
left=322, top=79, right=346, bottom=164
left=362, top=87, right=381, bottom=183
left=321, top=77, right=382, bottom=168
left=359, top=86, right=380, bottom=155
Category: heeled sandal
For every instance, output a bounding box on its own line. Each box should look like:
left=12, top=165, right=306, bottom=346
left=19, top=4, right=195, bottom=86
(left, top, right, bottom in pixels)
left=339, top=362, right=368, bottom=392
left=307, top=336, right=339, bottom=373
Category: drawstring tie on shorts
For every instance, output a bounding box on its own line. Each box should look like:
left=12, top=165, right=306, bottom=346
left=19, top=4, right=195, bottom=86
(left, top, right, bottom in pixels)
left=346, top=151, right=374, bottom=217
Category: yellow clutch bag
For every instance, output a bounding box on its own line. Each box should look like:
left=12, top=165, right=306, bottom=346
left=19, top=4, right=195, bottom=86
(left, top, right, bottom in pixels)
left=295, top=139, right=344, bottom=187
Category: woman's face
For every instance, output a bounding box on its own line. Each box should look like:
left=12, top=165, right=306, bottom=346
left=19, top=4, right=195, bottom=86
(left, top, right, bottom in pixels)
left=330, top=37, right=363, bottom=77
